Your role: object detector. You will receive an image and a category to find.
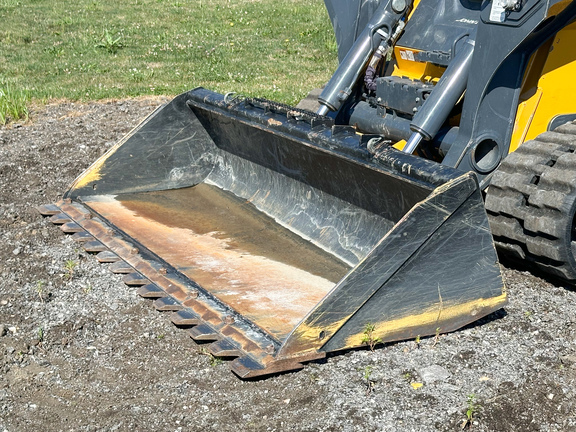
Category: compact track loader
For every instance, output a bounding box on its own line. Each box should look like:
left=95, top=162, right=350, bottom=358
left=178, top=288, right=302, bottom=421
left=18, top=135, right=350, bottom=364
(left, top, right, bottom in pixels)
left=39, top=0, right=576, bottom=377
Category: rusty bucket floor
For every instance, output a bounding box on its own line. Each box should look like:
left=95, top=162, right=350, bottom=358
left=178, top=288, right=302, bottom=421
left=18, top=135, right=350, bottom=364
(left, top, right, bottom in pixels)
left=82, top=184, right=351, bottom=340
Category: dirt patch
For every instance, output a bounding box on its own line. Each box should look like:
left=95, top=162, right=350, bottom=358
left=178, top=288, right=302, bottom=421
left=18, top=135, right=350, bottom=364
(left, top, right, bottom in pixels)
left=1, top=99, right=576, bottom=431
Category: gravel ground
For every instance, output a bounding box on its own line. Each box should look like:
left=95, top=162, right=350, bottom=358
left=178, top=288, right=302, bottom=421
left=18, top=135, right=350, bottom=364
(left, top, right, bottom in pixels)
left=1, top=98, right=576, bottom=432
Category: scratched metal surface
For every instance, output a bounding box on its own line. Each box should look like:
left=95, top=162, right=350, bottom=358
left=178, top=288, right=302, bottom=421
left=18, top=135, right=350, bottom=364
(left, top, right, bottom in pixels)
left=83, top=186, right=351, bottom=340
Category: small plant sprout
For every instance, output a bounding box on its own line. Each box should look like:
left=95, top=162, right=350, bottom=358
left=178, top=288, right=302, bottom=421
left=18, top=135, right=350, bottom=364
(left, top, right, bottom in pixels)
left=200, top=347, right=223, bottom=367
left=64, top=259, right=78, bottom=280
left=461, top=394, right=481, bottom=429
left=36, top=280, right=46, bottom=302
left=361, top=322, right=382, bottom=352
left=363, top=365, right=376, bottom=394
left=210, top=355, right=223, bottom=367
left=37, top=326, right=44, bottom=343
left=432, top=327, right=441, bottom=348
left=415, top=334, right=421, bottom=349
left=96, top=30, right=124, bottom=54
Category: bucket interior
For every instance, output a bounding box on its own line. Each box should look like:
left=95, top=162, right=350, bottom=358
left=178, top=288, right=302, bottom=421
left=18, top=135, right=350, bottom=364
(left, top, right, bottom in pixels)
left=73, top=95, right=436, bottom=341
left=84, top=185, right=352, bottom=339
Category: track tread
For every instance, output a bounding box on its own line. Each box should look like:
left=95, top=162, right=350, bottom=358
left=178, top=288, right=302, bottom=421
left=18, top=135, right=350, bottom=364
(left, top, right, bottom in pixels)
left=487, top=121, right=576, bottom=282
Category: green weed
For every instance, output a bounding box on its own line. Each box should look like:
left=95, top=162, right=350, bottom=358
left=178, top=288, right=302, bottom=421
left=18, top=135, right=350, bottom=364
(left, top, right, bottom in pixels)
left=361, top=322, right=382, bottom=352
left=209, top=355, right=223, bottom=367
left=0, top=80, right=28, bottom=125
left=35, top=280, right=47, bottom=303
left=96, top=29, right=124, bottom=54
left=462, top=394, right=481, bottom=429
left=64, top=259, right=78, bottom=280
left=200, top=347, right=223, bottom=367
left=363, top=365, right=376, bottom=394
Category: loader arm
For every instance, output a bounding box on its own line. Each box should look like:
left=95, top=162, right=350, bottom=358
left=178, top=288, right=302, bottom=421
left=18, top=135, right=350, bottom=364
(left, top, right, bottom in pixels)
left=323, top=0, right=576, bottom=186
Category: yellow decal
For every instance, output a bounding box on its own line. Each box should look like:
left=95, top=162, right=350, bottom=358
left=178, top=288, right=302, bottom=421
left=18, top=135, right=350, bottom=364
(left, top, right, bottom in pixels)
left=343, top=293, right=507, bottom=348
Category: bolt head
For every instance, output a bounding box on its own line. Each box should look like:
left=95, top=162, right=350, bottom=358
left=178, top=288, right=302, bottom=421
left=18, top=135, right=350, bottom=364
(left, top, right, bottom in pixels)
left=391, top=0, right=407, bottom=13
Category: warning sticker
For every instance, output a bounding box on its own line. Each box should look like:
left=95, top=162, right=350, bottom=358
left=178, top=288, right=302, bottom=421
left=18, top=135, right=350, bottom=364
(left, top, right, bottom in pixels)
left=399, top=50, right=415, bottom=61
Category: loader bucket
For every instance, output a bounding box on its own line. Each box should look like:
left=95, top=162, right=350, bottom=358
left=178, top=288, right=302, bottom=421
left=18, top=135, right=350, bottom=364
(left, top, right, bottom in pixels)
left=39, top=88, right=506, bottom=378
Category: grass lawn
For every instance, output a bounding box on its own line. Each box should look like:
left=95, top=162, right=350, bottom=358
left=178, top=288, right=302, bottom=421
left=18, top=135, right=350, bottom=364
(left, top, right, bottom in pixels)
left=0, top=0, right=338, bottom=123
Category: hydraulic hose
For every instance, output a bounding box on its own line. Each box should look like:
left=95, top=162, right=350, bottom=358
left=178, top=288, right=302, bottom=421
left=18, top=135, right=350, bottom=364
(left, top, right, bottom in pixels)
left=317, top=0, right=410, bottom=115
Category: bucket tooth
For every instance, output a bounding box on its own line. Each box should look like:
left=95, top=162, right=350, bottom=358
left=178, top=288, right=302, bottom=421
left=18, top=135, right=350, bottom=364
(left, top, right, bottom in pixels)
left=171, top=310, right=201, bottom=326
left=72, top=231, right=94, bottom=243
left=37, top=204, right=61, bottom=216
left=208, top=339, right=241, bottom=358
left=188, top=324, right=219, bottom=341
left=96, top=251, right=120, bottom=263
left=109, top=261, right=133, bottom=274
left=123, top=272, right=149, bottom=286
left=230, top=356, right=305, bottom=379
left=137, top=283, right=167, bottom=298
left=230, top=356, right=265, bottom=378
left=50, top=213, right=70, bottom=225
left=83, top=240, right=107, bottom=253
left=60, top=222, right=83, bottom=234
left=153, top=297, right=183, bottom=311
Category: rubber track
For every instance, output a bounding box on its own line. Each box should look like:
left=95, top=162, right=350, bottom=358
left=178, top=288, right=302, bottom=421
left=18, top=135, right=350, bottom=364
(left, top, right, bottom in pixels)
left=486, top=121, right=576, bottom=282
